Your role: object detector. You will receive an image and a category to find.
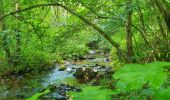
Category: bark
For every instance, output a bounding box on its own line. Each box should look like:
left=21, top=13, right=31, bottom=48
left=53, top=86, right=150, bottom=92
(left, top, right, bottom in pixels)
left=153, top=0, right=170, bottom=31
left=153, top=0, right=170, bottom=61
left=126, top=0, right=134, bottom=61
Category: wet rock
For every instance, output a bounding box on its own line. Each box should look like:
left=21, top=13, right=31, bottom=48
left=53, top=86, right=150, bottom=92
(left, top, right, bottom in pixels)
left=96, top=67, right=114, bottom=78
left=73, top=64, right=114, bottom=82
left=66, top=67, right=76, bottom=73
left=88, top=57, right=96, bottom=60
left=78, top=56, right=87, bottom=60
left=17, top=75, right=24, bottom=80
left=40, top=84, right=82, bottom=100
left=94, top=64, right=100, bottom=67
left=91, top=79, right=100, bottom=86
left=58, top=65, right=67, bottom=71
left=40, top=92, right=67, bottom=100
left=16, top=93, right=25, bottom=99
left=64, top=61, right=71, bottom=66
left=73, top=67, right=97, bottom=82
left=73, top=68, right=84, bottom=79
left=72, top=87, right=82, bottom=92
left=104, top=58, right=110, bottom=62
left=88, top=50, right=96, bottom=55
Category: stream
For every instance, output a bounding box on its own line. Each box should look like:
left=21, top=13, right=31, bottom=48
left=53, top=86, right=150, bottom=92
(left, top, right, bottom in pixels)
left=0, top=50, right=110, bottom=100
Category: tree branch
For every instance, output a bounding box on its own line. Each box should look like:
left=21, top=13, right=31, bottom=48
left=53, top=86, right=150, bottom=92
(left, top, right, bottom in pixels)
left=0, top=2, right=123, bottom=59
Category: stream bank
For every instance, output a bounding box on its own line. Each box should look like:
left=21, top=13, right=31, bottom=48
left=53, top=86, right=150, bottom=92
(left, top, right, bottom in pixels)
left=0, top=50, right=114, bottom=100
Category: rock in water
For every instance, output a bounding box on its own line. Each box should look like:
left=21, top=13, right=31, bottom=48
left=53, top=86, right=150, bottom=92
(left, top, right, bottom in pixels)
left=40, top=84, right=82, bottom=100
left=16, top=94, right=25, bottom=99
left=58, top=65, right=67, bottom=71
left=88, top=50, right=96, bottom=54
left=73, top=67, right=97, bottom=82
left=73, top=64, right=114, bottom=82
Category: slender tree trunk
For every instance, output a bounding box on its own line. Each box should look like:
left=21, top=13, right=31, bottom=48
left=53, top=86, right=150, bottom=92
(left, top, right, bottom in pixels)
left=0, top=0, right=11, bottom=63
left=14, top=0, right=21, bottom=65
left=126, top=0, right=134, bottom=62
left=153, top=0, right=170, bottom=61
left=153, top=0, right=170, bottom=31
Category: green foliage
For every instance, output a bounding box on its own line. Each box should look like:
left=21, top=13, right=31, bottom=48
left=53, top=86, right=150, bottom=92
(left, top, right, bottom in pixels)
left=69, top=86, right=115, bottom=100
left=61, top=78, right=80, bottom=85
left=112, top=62, right=170, bottom=99
left=113, top=62, right=170, bottom=91
left=26, top=88, right=50, bottom=100
left=20, top=50, right=54, bottom=69
left=153, top=87, right=170, bottom=100
left=110, top=48, right=124, bottom=70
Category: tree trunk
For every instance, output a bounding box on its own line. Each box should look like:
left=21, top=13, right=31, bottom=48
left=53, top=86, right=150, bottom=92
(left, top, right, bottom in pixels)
left=153, top=0, right=170, bottom=31
left=126, top=0, right=134, bottom=62
left=153, top=0, right=170, bottom=61
left=14, top=0, right=22, bottom=66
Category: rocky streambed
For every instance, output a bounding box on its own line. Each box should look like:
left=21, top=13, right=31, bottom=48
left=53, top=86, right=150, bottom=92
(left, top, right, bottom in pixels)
left=0, top=50, right=114, bottom=100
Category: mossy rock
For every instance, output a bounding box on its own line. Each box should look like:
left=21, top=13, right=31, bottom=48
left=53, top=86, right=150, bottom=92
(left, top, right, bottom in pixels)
left=58, top=65, right=67, bottom=71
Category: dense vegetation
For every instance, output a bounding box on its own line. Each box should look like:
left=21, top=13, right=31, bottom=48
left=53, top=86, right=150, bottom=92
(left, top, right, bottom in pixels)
left=0, top=0, right=170, bottom=100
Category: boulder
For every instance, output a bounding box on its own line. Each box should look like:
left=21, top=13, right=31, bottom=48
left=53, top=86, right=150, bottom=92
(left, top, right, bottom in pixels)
left=40, top=84, right=82, bottom=100
left=58, top=65, right=67, bottom=71
left=73, top=64, right=114, bottom=83
left=73, top=67, right=97, bottom=82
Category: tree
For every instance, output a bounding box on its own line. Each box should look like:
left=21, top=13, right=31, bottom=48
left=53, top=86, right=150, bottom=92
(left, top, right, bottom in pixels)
left=0, top=2, right=123, bottom=60
left=14, top=0, right=22, bottom=66
left=153, top=0, right=170, bottom=31
left=0, top=0, right=11, bottom=63
left=153, top=0, right=170, bottom=61
left=126, top=0, right=134, bottom=62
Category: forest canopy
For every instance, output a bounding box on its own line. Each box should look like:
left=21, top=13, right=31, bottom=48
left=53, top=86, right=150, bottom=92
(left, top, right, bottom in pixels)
left=0, top=0, right=170, bottom=100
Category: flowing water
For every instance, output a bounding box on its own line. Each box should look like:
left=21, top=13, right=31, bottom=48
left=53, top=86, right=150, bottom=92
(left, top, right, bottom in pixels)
left=0, top=50, right=110, bottom=100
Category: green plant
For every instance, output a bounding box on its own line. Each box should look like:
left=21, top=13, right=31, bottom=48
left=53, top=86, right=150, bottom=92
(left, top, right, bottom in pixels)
left=110, top=48, right=124, bottom=70
left=69, top=86, right=115, bottom=100
left=26, top=88, right=50, bottom=100
left=112, top=62, right=170, bottom=99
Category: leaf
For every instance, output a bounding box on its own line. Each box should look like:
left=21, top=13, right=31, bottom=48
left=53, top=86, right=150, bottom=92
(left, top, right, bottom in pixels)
left=154, top=87, right=170, bottom=100
left=113, top=62, right=170, bottom=92
left=26, top=88, right=50, bottom=100
left=69, top=86, right=115, bottom=100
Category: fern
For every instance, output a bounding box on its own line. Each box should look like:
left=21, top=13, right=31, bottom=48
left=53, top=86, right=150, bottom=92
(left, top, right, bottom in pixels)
left=113, top=62, right=170, bottom=92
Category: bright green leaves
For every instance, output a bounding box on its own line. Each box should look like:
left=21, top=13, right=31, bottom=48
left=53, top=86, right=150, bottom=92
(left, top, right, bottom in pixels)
left=69, top=86, right=115, bottom=100
left=113, top=63, right=148, bottom=91
left=154, top=87, right=170, bottom=100
left=113, top=62, right=170, bottom=92
left=26, top=88, right=50, bottom=100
